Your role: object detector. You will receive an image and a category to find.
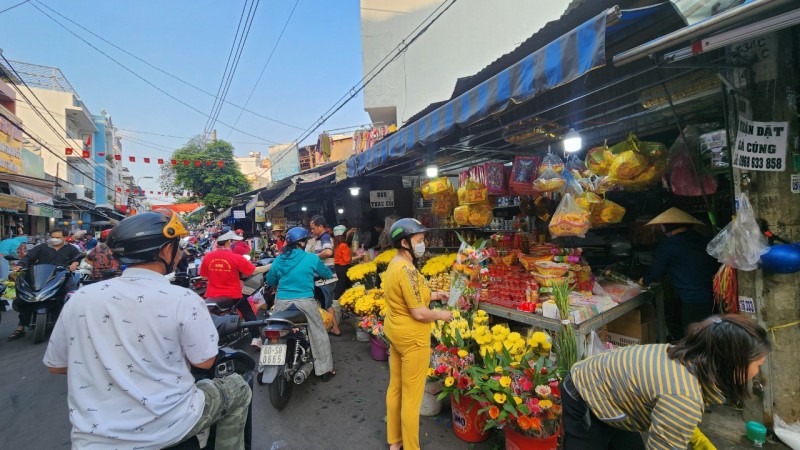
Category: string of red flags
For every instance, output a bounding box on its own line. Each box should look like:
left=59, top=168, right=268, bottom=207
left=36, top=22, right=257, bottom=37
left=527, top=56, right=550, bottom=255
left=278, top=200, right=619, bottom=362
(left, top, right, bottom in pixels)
left=66, top=148, right=226, bottom=168
left=115, top=186, right=201, bottom=197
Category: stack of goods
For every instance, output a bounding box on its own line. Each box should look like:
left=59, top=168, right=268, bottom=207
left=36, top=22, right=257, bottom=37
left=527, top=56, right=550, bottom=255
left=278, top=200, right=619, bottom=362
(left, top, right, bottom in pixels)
left=421, top=177, right=458, bottom=219
left=481, top=263, right=539, bottom=311
left=454, top=178, right=493, bottom=227
left=584, top=133, right=668, bottom=192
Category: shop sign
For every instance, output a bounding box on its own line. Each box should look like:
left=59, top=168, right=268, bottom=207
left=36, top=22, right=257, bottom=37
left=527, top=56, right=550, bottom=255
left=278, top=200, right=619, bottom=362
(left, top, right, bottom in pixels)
left=245, top=194, right=259, bottom=214
left=0, top=141, right=22, bottom=174
left=791, top=173, right=800, bottom=194
left=11, top=184, right=53, bottom=205
left=0, top=193, right=27, bottom=211
left=254, top=206, right=266, bottom=223
left=0, top=116, right=23, bottom=142
left=732, top=117, right=788, bottom=172
left=369, top=190, right=394, bottom=208
left=27, top=204, right=63, bottom=218
left=335, top=163, right=348, bottom=183
left=233, top=209, right=246, bottom=219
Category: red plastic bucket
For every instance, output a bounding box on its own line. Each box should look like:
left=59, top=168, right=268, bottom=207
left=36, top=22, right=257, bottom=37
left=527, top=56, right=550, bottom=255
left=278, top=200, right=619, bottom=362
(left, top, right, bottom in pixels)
left=369, top=335, right=389, bottom=361
left=504, top=425, right=559, bottom=450
left=450, top=394, right=490, bottom=443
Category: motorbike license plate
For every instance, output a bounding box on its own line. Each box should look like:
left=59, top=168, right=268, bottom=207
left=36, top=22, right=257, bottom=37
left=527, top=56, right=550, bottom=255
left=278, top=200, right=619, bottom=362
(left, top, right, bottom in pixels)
left=259, top=344, right=287, bottom=366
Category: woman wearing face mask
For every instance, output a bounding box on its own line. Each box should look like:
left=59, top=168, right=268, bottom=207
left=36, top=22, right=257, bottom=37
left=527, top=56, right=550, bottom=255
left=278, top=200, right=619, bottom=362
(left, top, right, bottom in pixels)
left=383, top=218, right=453, bottom=450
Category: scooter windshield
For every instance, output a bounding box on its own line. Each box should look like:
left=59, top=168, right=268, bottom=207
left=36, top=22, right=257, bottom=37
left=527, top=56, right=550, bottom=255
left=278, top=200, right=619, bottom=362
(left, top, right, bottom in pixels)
left=25, top=264, right=67, bottom=291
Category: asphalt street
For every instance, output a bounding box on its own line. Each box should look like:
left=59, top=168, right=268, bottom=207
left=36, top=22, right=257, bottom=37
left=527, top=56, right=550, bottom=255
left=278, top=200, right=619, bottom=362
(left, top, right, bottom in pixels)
left=0, top=309, right=495, bottom=450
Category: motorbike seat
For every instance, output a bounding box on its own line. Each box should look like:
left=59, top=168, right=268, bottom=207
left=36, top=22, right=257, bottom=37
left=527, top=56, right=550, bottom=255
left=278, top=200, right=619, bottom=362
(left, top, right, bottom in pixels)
left=205, top=297, right=239, bottom=310
left=212, top=315, right=241, bottom=336
left=269, top=308, right=307, bottom=325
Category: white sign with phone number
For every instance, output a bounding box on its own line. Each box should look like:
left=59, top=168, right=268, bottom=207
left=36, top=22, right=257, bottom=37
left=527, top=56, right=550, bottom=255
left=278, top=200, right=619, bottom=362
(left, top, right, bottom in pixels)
left=732, top=116, right=788, bottom=171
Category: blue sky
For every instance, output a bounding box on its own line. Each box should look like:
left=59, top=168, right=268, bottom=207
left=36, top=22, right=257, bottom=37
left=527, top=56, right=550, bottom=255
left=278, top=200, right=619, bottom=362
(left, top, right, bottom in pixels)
left=0, top=0, right=369, bottom=197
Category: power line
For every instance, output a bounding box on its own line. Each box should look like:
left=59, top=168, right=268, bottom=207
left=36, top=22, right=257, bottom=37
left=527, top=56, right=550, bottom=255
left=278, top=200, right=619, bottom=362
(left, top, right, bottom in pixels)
left=269, top=0, right=459, bottom=171
left=227, top=0, right=300, bottom=139
left=28, top=1, right=282, bottom=145
left=205, top=0, right=251, bottom=132
left=0, top=0, right=29, bottom=14
left=32, top=0, right=304, bottom=131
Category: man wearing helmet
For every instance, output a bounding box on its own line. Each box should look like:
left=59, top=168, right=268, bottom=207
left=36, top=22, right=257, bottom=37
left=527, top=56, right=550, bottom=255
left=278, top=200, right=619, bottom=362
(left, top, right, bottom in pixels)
left=84, top=228, right=117, bottom=281
left=43, top=210, right=252, bottom=449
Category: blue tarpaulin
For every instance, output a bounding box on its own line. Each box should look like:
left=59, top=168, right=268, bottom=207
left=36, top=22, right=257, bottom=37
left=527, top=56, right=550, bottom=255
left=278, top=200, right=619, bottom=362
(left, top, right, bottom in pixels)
left=347, top=9, right=611, bottom=177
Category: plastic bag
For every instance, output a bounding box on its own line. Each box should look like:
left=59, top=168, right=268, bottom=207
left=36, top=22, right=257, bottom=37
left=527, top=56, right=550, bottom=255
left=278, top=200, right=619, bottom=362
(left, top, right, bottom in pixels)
left=453, top=205, right=472, bottom=226
left=706, top=193, right=769, bottom=271
left=533, top=166, right=566, bottom=192
left=586, top=142, right=613, bottom=176
left=468, top=202, right=493, bottom=227
left=609, top=150, right=648, bottom=181
left=576, top=191, right=602, bottom=213
left=421, top=177, right=453, bottom=200
left=549, top=193, right=591, bottom=238
left=540, top=152, right=565, bottom=174
left=566, top=154, right=588, bottom=177
left=669, top=150, right=718, bottom=196
left=560, top=170, right=584, bottom=197
left=592, top=199, right=626, bottom=226
left=457, top=179, right=489, bottom=205
left=774, top=415, right=800, bottom=450
left=595, top=176, right=619, bottom=194
left=587, top=330, right=614, bottom=357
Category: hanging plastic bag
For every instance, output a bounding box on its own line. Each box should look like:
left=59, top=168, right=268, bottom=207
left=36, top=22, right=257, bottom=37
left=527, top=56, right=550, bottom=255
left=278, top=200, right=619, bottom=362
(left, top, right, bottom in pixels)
left=592, top=199, right=626, bottom=226
left=453, top=205, right=472, bottom=226
left=540, top=152, right=565, bottom=174
left=669, top=150, right=718, bottom=196
left=609, top=149, right=648, bottom=181
left=560, top=170, right=584, bottom=197
left=533, top=166, right=566, bottom=193
left=576, top=191, right=602, bottom=213
left=549, top=193, right=591, bottom=238
left=587, top=330, right=614, bottom=357
left=706, top=193, right=769, bottom=271
left=457, top=179, right=489, bottom=205
left=586, top=141, right=613, bottom=176
left=595, top=176, right=619, bottom=194
left=468, top=203, right=493, bottom=227
left=566, top=154, right=588, bottom=177
left=421, top=177, right=453, bottom=200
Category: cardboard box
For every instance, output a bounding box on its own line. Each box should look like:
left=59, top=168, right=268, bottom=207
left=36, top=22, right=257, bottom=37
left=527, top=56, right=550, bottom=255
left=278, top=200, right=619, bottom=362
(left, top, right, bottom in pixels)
left=606, top=305, right=657, bottom=344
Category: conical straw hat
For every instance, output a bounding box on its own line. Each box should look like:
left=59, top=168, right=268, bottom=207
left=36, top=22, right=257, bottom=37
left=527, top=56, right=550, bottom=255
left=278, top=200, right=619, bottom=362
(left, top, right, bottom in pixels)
left=645, top=207, right=704, bottom=226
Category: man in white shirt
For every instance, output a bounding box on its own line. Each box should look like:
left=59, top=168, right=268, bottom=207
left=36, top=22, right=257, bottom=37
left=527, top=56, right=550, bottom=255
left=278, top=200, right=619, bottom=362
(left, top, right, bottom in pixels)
left=43, top=210, right=252, bottom=449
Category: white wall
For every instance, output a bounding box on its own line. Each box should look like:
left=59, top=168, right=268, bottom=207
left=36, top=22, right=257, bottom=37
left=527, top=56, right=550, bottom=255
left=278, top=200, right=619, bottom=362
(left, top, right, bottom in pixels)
left=361, top=0, right=568, bottom=126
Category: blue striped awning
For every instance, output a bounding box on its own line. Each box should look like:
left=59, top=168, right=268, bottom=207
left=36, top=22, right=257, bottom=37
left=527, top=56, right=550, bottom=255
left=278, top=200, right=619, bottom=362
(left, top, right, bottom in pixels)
left=348, top=9, right=611, bottom=177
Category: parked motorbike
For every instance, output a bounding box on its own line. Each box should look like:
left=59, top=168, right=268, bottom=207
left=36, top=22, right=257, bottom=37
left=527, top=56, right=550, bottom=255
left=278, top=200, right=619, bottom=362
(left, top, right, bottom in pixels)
left=257, top=305, right=314, bottom=410
left=164, top=316, right=267, bottom=450
left=15, top=255, right=84, bottom=344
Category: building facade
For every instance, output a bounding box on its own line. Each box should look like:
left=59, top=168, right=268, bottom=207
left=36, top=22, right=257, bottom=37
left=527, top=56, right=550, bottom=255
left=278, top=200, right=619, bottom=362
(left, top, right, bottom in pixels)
left=235, top=151, right=272, bottom=190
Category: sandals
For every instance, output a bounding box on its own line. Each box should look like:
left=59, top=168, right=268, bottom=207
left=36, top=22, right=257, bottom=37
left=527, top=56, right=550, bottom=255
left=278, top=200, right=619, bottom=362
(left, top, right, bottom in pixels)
left=328, top=330, right=342, bottom=337
left=320, top=370, right=336, bottom=382
left=7, top=329, right=25, bottom=341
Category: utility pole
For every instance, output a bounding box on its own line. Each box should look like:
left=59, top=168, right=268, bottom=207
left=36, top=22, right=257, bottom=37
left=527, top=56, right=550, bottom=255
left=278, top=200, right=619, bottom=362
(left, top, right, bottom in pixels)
left=213, top=129, right=217, bottom=141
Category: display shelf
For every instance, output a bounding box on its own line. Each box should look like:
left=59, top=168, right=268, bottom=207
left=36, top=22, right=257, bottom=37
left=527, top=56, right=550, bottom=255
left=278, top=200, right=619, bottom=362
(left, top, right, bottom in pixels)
left=427, top=227, right=476, bottom=231
left=493, top=204, right=521, bottom=210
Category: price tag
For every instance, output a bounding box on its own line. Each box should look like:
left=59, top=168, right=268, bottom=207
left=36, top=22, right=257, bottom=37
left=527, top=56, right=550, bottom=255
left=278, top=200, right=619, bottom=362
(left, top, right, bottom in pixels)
left=792, top=174, right=800, bottom=194
left=739, top=296, right=756, bottom=314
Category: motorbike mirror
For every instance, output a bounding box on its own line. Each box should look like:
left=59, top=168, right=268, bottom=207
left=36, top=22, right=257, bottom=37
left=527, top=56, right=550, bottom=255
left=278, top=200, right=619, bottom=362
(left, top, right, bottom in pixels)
left=4, top=254, right=19, bottom=261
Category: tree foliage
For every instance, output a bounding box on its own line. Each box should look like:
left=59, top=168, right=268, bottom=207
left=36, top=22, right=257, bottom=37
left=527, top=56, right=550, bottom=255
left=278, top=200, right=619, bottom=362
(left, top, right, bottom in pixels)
left=160, top=136, right=250, bottom=210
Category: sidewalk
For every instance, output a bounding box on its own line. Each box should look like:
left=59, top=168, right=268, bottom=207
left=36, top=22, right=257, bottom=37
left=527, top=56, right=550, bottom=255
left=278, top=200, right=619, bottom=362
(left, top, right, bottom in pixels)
left=700, top=404, right=788, bottom=449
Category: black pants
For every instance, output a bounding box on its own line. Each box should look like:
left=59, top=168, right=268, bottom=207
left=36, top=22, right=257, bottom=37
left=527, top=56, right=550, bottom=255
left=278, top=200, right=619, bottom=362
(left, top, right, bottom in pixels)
left=17, top=275, right=77, bottom=327
left=235, top=296, right=259, bottom=339
left=333, top=264, right=351, bottom=300
left=561, top=375, right=645, bottom=450
left=667, top=299, right=714, bottom=341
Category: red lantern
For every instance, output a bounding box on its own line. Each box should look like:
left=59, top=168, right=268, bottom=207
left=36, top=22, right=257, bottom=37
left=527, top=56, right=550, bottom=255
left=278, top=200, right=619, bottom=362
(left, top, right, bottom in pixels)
left=65, top=148, right=73, bottom=155
left=171, top=159, right=178, bottom=165
left=194, top=160, right=201, bottom=167
left=125, top=189, right=130, bottom=193
left=217, top=161, right=224, bottom=168
left=157, top=191, right=162, bottom=195
left=150, top=191, right=153, bottom=194
left=143, top=158, right=150, bottom=164
left=182, top=160, right=190, bottom=165
left=114, top=154, right=122, bottom=161
left=129, top=156, right=136, bottom=162
left=98, top=152, right=105, bottom=157
left=158, top=159, right=164, bottom=165
left=116, top=187, right=122, bottom=192
left=205, top=160, right=212, bottom=166
left=82, top=150, right=90, bottom=158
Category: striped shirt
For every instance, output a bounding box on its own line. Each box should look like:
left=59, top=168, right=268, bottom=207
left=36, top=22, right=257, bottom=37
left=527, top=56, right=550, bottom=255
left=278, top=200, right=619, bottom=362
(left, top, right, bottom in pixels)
left=572, top=344, right=724, bottom=450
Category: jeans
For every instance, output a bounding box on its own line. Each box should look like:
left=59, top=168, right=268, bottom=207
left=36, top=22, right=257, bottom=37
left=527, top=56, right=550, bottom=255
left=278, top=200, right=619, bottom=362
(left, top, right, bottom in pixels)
left=177, top=374, right=252, bottom=450
left=0, top=257, right=9, bottom=282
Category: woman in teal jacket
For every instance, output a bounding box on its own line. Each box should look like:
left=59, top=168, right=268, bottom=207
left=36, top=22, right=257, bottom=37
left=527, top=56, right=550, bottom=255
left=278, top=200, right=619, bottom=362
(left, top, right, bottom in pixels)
left=266, top=227, right=336, bottom=381
left=0, top=236, right=27, bottom=281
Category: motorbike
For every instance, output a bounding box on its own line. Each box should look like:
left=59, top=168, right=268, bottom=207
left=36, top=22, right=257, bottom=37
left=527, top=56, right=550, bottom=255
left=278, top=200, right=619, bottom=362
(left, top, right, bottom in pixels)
left=257, top=304, right=314, bottom=410
left=164, top=316, right=267, bottom=450
left=15, top=255, right=84, bottom=344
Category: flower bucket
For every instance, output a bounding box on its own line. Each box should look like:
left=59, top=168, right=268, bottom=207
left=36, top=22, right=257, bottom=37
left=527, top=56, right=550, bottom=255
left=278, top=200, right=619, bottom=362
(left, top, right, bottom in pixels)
left=356, top=328, right=370, bottom=342
left=369, top=335, right=389, bottom=361
left=420, top=381, right=444, bottom=417
left=450, top=394, right=490, bottom=443
left=504, top=426, right=559, bottom=450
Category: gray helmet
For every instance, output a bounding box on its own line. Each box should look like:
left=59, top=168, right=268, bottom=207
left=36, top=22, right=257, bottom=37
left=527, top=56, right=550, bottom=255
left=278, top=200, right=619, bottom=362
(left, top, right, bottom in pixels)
left=389, top=218, right=428, bottom=244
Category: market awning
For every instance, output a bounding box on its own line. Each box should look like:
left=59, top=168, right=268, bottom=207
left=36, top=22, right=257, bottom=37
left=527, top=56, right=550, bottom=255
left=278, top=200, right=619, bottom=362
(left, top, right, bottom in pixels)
left=263, top=182, right=297, bottom=214
left=347, top=7, right=617, bottom=177
left=216, top=207, right=232, bottom=221
left=10, top=183, right=53, bottom=205
left=186, top=204, right=207, bottom=220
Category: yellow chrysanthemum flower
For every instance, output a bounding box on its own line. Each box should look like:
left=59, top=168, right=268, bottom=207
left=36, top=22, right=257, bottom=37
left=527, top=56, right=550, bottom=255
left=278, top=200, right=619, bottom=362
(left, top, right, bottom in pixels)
left=457, top=350, right=468, bottom=358
left=493, top=393, right=507, bottom=404
left=444, top=377, right=455, bottom=387
left=494, top=366, right=504, bottom=374
left=499, top=376, right=511, bottom=388
left=513, top=396, right=522, bottom=405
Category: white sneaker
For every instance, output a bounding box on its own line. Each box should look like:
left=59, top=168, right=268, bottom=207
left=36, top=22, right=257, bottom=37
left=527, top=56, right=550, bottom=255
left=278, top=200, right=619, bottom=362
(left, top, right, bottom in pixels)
left=250, top=337, right=263, bottom=349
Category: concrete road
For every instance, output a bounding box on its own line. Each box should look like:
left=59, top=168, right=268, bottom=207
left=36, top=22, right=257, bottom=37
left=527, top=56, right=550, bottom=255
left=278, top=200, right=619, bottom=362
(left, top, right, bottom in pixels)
left=0, top=310, right=494, bottom=449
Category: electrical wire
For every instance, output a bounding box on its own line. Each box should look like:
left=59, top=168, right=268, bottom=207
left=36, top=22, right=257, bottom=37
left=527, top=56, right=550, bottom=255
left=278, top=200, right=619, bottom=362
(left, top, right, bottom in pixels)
left=227, top=0, right=300, bottom=139
left=28, top=1, right=282, bottom=145
left=268, top=0, right=458, bottom=171
left=209, top=0, right=261, bottom=132
left=205, top=0, right=251, bottom=132
left=0, top=0, right=29, bottom=14
left=30, top=0, right=303, bottom=131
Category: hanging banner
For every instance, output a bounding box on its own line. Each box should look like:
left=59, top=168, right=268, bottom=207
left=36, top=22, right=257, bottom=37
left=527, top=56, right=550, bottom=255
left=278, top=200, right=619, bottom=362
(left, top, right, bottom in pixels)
left=732, top=117, right=788, bottom=171
left=254, top=206, right=266, bottom=223
left=27, top=204, right=63, bottom=218
left=245, top=194, right=259, bottom=214
left=369, top=190, right=394, bottom=208
left=11, top=184, right=53, bottom=205
left=0, top=193, right=27, bottom=211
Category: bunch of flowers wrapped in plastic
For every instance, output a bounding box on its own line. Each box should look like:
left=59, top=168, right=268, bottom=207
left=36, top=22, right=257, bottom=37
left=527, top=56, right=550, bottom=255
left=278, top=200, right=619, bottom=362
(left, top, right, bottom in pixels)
left=448, top=234, right=489, bottom=308
left=468, top=343, right=562, bottom=439
left=338, top=285, right=365, bottom=314
left=372, top=249, right=397, bottom=271
left=347, top=262, right=379, bottom=289
left=357, top=314, right=387, bottom=344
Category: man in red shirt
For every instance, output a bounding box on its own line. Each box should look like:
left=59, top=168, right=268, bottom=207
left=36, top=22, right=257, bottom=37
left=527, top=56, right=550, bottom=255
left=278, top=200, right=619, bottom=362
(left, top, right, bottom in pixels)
left=200, top=231, right=270, bottom=349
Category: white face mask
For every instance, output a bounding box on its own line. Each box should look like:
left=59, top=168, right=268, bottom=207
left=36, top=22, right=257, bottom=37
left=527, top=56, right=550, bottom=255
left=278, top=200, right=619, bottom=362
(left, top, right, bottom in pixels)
left=48, top=238, right=64, bottom=247
left=413, top=241, right=426, bottom=258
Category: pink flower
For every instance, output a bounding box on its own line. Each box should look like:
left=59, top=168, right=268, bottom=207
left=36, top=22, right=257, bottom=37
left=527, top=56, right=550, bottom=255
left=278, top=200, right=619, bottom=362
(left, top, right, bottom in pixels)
left=520, top=378, right=533, bottom=391
left=435, top=364, right=448, bottom=375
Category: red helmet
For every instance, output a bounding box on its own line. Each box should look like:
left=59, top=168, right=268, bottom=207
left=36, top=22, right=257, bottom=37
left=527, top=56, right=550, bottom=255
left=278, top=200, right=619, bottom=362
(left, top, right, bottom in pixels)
left=100, top=229, right=112, bottom=241
left=235, top=229, right=244, bottom=236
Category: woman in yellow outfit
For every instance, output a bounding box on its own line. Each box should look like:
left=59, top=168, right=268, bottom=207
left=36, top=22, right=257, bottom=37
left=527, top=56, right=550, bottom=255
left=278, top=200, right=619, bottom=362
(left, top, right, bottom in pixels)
left=383, top=218, right=453, bottom=450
